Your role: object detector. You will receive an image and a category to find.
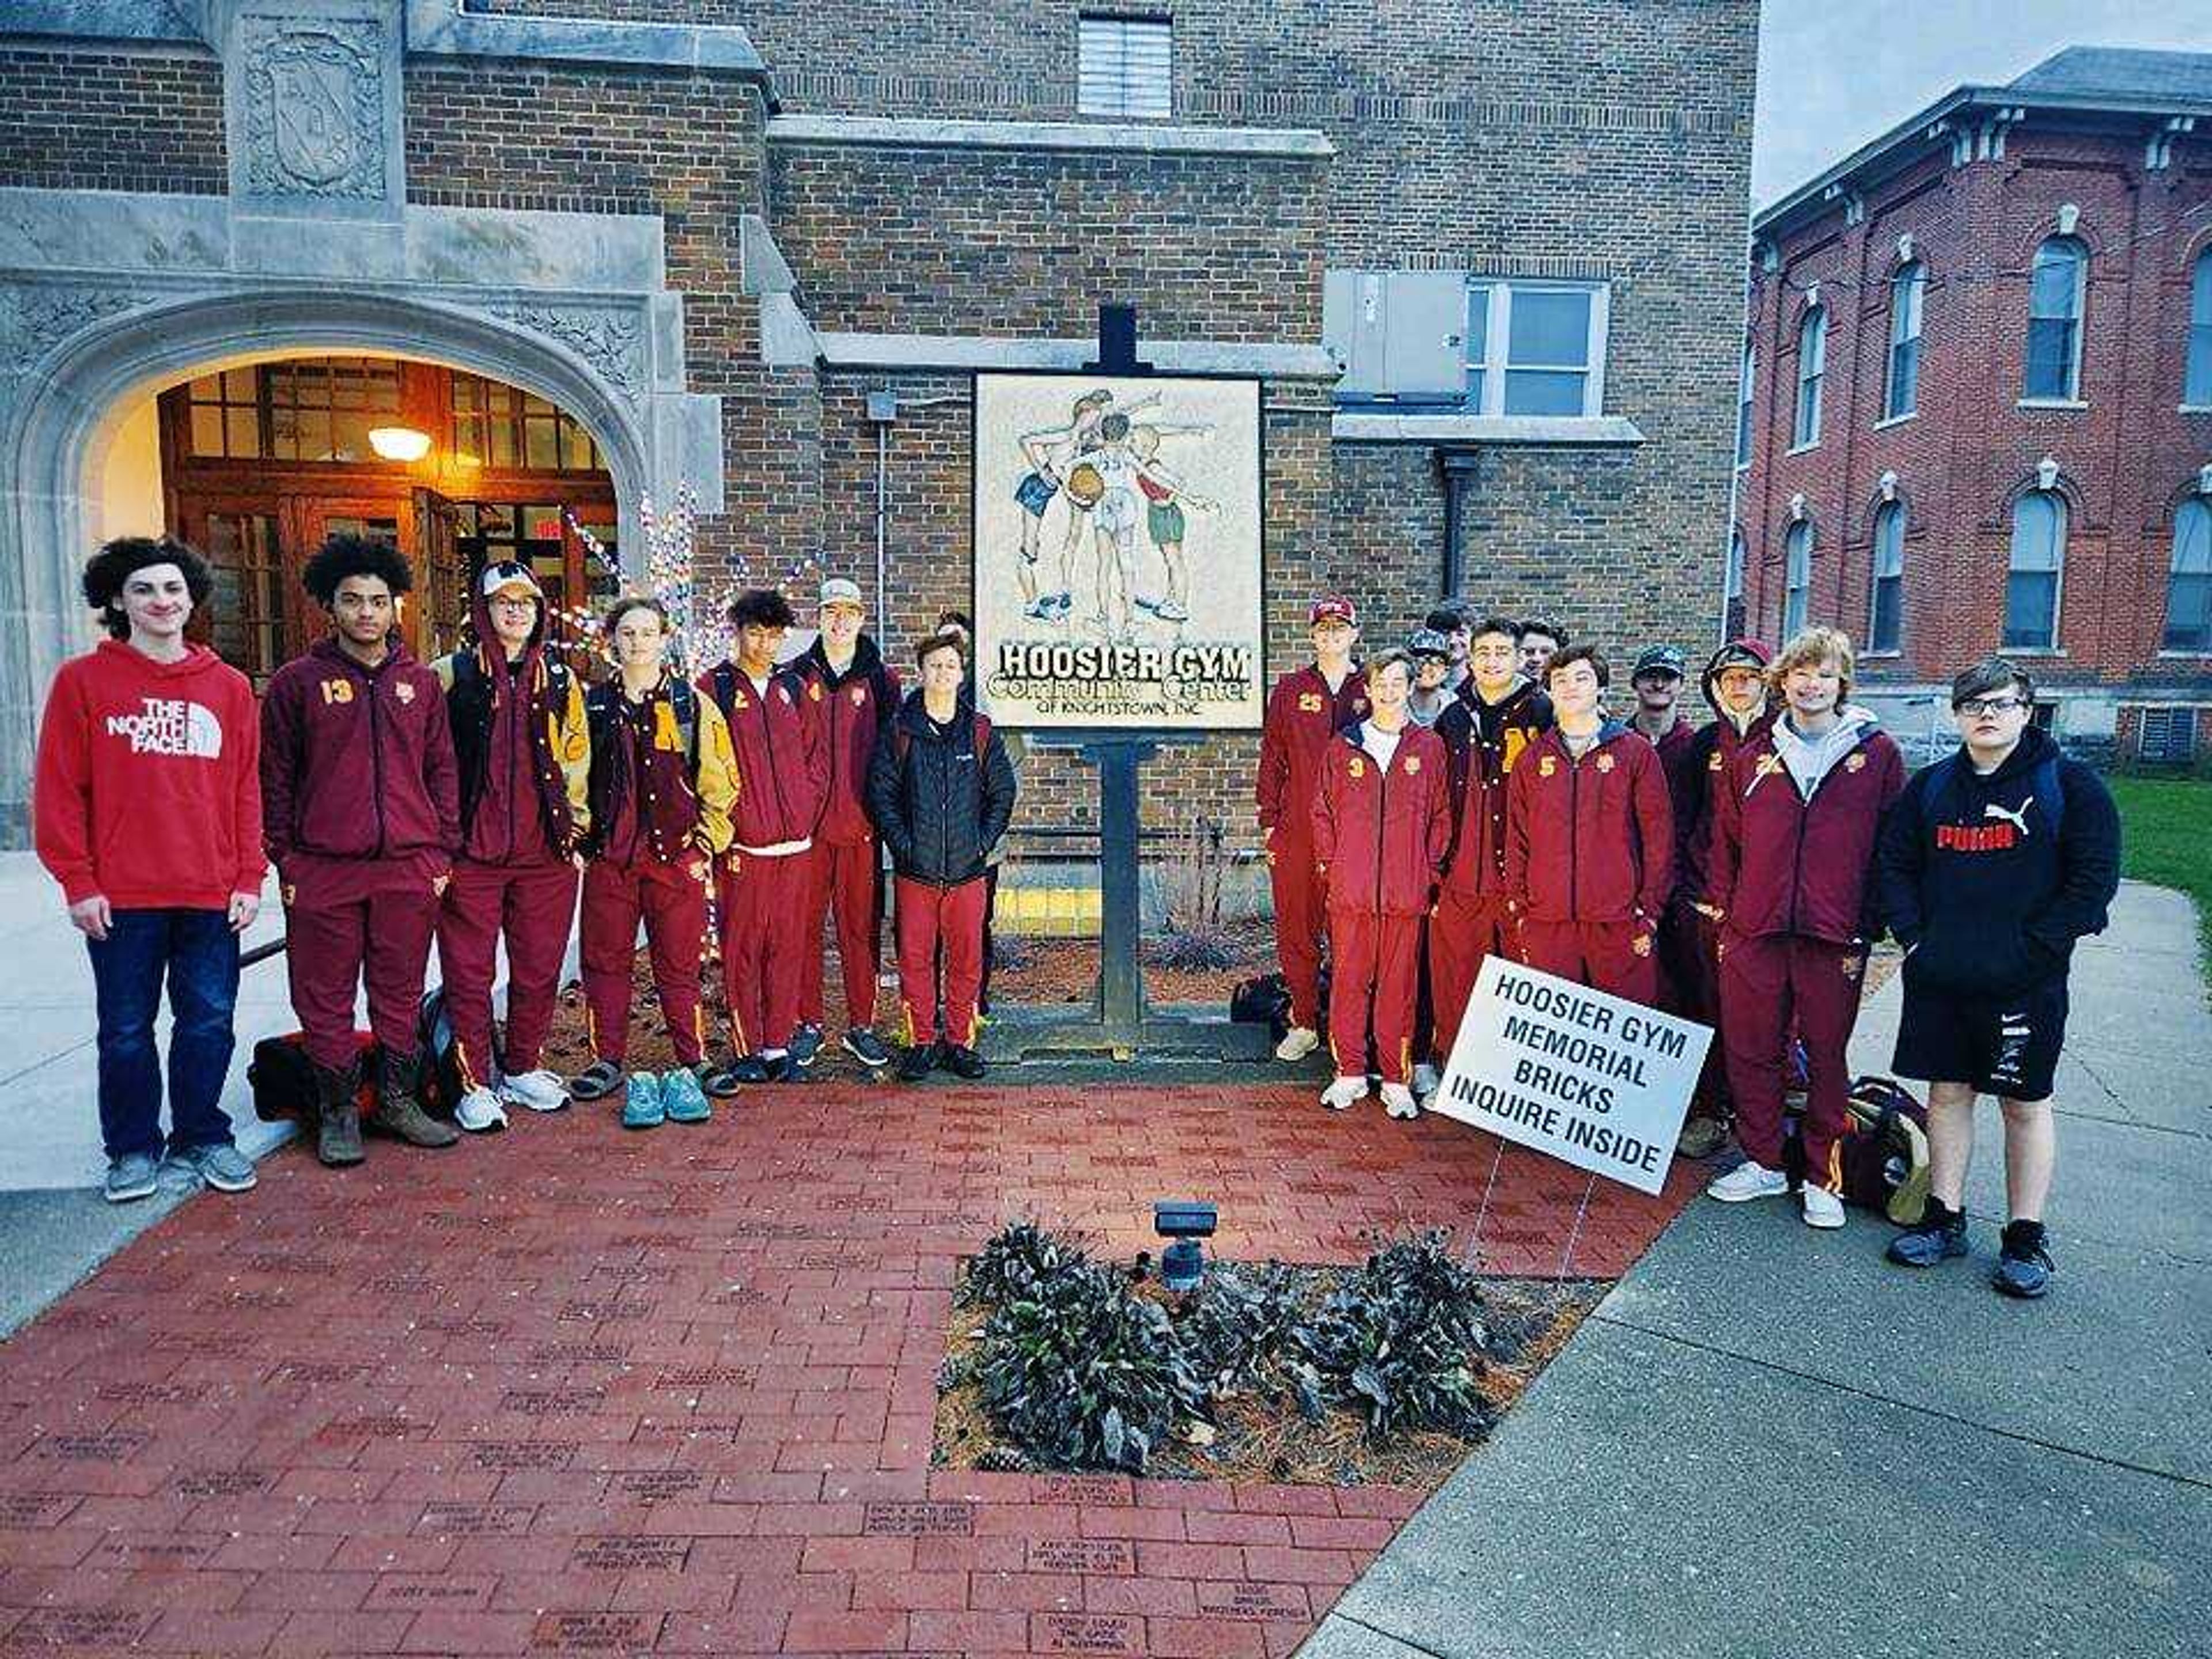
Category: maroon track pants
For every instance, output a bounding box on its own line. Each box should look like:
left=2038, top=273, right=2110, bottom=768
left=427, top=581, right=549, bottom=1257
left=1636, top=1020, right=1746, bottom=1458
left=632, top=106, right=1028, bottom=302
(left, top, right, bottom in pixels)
left=1518, top=917, right=1661, bottom=1007
left=1327, top=908, right=1422, bottom=1085
left=1721, top=932, right=1866, bottom=1190
left=1662, top=903, right=1731, bottom=1118
left=580, top=853, right=707, bottom=1067
left=1427, top=891, right=1516, bottom=1070
left=1268, top=838, right=1328, bottom=1030
left=717, top=850, right=810, bottom=1056
left=896, top=875, right=986, bottom=1049
left=436, top=858, right=579, bottom=1086
left=286, top=888, right=440, bottom=1071
left=800, top=837, right=881, bottom=1033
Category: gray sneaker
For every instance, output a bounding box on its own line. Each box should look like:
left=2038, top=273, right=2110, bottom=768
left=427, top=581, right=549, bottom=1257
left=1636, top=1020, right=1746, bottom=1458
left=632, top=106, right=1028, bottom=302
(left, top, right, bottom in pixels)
left=103, top=1152, right=160, bottom=1204
left=176, top=1142, right=257, bottom=1193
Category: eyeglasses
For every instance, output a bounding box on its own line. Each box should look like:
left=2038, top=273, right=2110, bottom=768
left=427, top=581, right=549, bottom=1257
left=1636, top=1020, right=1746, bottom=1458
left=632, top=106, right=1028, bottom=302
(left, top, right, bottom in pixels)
left=1957, top=696, right=2028, bottom=718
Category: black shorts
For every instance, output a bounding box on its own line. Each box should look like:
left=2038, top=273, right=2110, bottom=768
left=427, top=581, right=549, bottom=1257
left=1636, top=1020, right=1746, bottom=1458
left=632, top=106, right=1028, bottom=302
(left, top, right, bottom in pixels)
left=1892, top=974, right=2069, bottom=1103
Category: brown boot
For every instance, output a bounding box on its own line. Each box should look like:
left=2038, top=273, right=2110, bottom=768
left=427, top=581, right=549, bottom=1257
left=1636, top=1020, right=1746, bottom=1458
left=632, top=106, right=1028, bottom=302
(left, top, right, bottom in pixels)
left=373, top=1048, right=460, bottom=1149
left=313, top=1056, right=366, bottom=1167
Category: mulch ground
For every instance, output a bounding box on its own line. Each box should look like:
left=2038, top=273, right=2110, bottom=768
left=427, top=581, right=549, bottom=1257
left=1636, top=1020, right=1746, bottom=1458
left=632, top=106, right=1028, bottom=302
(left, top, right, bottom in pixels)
left=0, top=1049, right=1699, bottom=1656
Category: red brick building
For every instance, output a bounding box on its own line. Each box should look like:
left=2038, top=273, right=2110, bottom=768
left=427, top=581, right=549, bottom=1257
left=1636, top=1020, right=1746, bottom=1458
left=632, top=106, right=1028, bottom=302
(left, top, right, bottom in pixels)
left=0, top=0, right=1756, bottom=843
left=1738, top=47, right=2212, bottom=766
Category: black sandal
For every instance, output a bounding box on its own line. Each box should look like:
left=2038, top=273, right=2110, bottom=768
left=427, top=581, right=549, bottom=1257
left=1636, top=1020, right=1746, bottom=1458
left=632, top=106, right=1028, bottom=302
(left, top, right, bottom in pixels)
left=569, top=1059, right=623, bottom=1101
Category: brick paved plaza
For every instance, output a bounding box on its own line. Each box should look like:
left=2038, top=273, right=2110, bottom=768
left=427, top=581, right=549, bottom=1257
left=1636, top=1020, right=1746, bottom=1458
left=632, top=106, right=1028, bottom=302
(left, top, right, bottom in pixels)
left=0, top=1084, right=1695, bottom=1656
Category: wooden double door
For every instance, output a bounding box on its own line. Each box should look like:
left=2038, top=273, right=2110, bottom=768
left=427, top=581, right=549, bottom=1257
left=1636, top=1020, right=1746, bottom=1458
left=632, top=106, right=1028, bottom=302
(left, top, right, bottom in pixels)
left=177, top=488, right=462, bottom=687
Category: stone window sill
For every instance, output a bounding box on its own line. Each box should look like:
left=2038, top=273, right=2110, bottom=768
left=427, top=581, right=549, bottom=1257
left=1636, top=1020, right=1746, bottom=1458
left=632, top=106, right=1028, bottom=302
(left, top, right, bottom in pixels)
left=1785, top=440, right=1821, bottom=456
left=1872, top=411, right=1918, bottom=430
left=2016, top=399, right=2088, bottom=411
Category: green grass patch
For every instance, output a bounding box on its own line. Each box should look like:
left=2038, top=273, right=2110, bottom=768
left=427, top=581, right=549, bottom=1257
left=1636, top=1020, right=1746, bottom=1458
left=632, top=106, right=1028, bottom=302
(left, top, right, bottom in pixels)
left=2108, top=775, right=2212, bottom=971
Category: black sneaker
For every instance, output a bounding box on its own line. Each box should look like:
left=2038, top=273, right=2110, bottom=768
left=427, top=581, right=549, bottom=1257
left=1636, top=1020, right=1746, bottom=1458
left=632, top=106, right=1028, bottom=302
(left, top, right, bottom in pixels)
left=789, top=1024, right=824, bottom=1068
left=766, top=1052, right=801, bottom=1084
left=896, top=1041, right=941, bottom=1082
left=729, top=1054, right=770, bottom=1085
left=1886, top=1200, right=1969, bottom=1268
left=843, top=1029, right=892, bottom=1070
left=943, top=1046, right=986, bottom=1080
left=698, top=1062, right=746, bottom=1098
left=1994, top=1220, right=2055, bottom=1299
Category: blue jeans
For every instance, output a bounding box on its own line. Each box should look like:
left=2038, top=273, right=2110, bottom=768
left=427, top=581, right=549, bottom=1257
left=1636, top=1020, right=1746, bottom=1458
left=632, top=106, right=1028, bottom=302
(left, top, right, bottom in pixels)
left=86, top=908, right=241, bottom=1161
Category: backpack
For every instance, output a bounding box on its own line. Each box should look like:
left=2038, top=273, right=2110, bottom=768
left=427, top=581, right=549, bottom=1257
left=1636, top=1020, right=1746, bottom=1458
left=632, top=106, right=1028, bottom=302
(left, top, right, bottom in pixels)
left=414, top=987, right=467, bottom=1117
left=1781, top=1074, right=1932, bottom=1225
left=247, top=1031, right=379, bottom=1124
left=1228, top=968, right=1331, bottom=1042
left=1839, top=1075, right=1933, bottom=1226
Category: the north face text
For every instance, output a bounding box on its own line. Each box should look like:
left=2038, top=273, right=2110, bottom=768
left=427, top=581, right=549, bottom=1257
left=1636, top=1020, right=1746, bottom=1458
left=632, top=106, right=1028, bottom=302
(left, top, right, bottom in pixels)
left=104, top=698, right=222, bottom=758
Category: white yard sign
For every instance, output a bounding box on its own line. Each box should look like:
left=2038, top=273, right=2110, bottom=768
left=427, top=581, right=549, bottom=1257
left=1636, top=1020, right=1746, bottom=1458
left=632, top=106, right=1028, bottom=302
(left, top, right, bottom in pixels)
left=1429, top=957, right=1712, bottom=1196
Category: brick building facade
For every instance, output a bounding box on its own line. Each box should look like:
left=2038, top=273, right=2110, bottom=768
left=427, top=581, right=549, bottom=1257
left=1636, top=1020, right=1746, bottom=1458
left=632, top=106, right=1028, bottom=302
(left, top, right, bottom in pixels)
left=1739, top=47, right=2212, bottom=766
left=0, top=0, right=1755, bottom=841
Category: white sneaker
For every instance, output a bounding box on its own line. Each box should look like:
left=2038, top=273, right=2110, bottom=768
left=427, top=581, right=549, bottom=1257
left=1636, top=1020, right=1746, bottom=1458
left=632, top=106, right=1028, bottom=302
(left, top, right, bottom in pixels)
left=498, top=1069, right=570, bottom=1113
left=1380, top=1082, right=1419, bottom=1120
left=1411, top=1063, right=1441, bottom=1100
left=453, top=1086, right=508, bottom=1134
left=1319, top=1075, right=1368, bottom=1112
left=1801, top=1184, right=1846, bottom=1230
left=1275, top=1025, right=1321, bottom=1062
left=1706, top=1160, right=1788, bottom=1203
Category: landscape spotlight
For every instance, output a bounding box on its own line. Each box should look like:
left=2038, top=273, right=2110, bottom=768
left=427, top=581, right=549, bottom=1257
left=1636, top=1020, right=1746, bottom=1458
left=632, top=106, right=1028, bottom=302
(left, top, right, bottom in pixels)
left=1153, top=1200, right=1217, bottom=1293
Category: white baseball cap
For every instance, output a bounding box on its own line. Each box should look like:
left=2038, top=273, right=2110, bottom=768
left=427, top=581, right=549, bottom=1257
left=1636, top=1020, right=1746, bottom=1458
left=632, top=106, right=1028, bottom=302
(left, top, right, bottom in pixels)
left=819, top=577, right=865, bottom=612
left=480, top=560, right=542, bottom=600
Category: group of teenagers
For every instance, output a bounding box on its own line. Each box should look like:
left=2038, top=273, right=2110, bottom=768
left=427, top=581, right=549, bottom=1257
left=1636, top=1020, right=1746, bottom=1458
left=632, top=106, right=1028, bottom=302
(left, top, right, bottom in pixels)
left=37, top=535, right=2122, bottom=1298
left=34, top=532, right=1017, bottom=1202
left=1260, top=597, right=2119, bottom=1298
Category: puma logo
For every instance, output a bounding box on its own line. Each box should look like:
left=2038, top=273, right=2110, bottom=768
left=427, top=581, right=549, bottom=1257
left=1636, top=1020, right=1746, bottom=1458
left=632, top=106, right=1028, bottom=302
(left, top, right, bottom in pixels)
left=1984, top=798, right=2033, bottom=838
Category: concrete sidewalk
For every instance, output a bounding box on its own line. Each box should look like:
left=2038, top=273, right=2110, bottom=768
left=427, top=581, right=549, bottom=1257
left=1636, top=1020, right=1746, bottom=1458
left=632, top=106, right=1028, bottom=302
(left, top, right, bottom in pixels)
left=1301, top=881, right=2211, bottom=1659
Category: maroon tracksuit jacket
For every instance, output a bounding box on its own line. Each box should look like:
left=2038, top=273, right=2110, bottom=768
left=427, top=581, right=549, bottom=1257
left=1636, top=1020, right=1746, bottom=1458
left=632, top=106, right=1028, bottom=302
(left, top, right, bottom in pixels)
left=260, top=637, right=459, bottom=1070
left=793, top=637, right=900, bottom=1033
left=1672, top=708, right=1773, bottom=1114
left=700, top=661, right=828, bottom=1056
left=1429, top=680, right=1552, bottom=1066
left=1256, top=662, right=1369, bottom=1030
left=1311, top=724, right=1449, bottom=1085
left=1505, top=720, right=1673, bottom=1005
left=1709, top=715, right=1906, bottom=1185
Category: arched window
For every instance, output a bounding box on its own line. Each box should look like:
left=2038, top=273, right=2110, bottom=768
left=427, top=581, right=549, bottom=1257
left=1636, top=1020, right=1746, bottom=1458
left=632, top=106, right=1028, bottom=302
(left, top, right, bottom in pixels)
left=1870, top=502, right=1906, bottom=652
left=1735, top=342, right=1755, bottom=467
left=2024, top=237, right=2086, bottom=401
left=2186, top=250, right=2212, bottom=408
left=1885, top=262, right=1924, bottom=419
left=2165, top=495, right=2212, bottom=653
left=1783, top=520, right=1812, bottom=635
left=1794, top=308, right=1825, bottom=447
left=2005, top=490, right=2066, bottom=649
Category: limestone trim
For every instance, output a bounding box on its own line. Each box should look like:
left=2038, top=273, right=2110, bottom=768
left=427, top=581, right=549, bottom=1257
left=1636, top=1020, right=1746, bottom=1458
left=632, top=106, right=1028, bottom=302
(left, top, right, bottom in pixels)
left=766, top=114, right=1335, bottom=160
left=1330, top=412, right=1646, bottom=446
left=815, top=332, right=1338, bottom=380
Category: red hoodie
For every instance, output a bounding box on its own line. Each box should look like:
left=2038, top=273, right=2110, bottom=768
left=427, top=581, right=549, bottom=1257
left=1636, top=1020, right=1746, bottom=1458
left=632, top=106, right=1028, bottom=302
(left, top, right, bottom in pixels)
left=260, top=636, right=459, bottom=873
left=34, top=641, right=265, bottom=908
left=1505, top=721, right=1674, bottom=924
left=1256, top=662, right=1369, bottom=847
left=1310, top=722, right=1450, bottom=916
left=700, top=660, right=829, bottom=853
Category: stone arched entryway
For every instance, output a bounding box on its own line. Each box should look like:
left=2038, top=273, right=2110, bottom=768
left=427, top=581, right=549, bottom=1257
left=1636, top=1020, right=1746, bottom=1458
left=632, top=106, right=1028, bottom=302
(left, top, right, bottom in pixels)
left=0, top=286, right=715, bottom=839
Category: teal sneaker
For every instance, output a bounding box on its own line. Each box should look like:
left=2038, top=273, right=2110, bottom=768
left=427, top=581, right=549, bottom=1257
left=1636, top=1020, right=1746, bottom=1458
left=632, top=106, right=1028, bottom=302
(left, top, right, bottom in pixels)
left=661, top=1067, right=712, bottom=1124
left=620, top=1071, right=665, bottom=1130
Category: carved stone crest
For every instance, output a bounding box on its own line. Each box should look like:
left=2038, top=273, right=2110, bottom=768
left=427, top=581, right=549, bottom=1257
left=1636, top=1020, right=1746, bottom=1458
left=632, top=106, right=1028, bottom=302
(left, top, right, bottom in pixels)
left=0, top=286, right=155, bottom=381
left=240, top=17, right=385, bottom=200
left=489, top=303, right=645, bottom=401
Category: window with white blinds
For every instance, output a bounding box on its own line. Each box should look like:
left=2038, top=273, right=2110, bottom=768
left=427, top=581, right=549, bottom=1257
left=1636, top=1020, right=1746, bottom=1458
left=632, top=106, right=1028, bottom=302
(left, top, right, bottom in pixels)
left=1078, top=16, right=1172, bottom=119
